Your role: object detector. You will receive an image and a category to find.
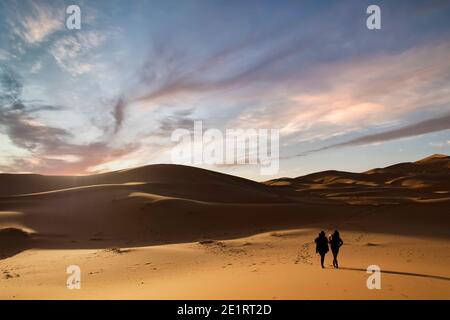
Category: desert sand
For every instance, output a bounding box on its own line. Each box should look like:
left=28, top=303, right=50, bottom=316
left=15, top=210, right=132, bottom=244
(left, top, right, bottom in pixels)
left=0, top=154, right=449, bottom=299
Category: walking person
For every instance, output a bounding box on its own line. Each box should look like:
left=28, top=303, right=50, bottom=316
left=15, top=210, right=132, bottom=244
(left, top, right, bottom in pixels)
left=329, top=230, right=344, bottom=268
left=314, top=231, right=329, bottom=268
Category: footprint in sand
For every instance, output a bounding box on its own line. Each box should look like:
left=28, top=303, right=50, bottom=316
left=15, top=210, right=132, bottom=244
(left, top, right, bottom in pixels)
left=2, top=270, right=20, bottom=279
left=296, top=242, right=313, bottom=265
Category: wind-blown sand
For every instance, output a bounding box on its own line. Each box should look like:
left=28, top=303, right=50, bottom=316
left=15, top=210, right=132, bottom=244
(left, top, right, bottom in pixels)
left=0, top=154, right=449, bottom=299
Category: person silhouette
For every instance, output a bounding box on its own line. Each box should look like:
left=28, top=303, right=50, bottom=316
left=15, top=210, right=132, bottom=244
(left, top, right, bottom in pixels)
left=329, top=230, right=344, bottom=268
left=314, top=231, right=329, bottom=268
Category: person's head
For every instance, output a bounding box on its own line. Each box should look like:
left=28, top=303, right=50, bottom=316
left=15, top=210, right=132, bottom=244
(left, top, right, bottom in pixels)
left=320, top=231, right=325, bottom=237
left=334, top=230, right=340, bottom=237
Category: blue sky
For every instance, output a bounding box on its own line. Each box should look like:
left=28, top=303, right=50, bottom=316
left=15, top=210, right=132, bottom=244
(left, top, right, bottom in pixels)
left=0, top=0, right=449, bottom=180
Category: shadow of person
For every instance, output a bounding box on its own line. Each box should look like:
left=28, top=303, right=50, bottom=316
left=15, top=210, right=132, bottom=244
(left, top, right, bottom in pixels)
left=339, top=266, right=450, bottom=282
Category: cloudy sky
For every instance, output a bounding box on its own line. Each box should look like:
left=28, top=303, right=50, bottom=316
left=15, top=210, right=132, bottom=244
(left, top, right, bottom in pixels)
left=0, top=0, right=449, bottom=180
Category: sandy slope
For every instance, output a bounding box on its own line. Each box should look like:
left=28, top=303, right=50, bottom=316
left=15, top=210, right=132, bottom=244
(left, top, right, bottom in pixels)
left=0, top=155, right=449, bottom=299
left=1, top=229, right=448, bottom=299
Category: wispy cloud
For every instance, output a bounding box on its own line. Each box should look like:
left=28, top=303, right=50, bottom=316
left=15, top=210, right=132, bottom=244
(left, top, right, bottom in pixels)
left=0, top=65, right=139, bottom=174
left=230, top=42, right=450, bottom=144
left=50, top=31, right=107, bottom=76
left=8, top=0, right=63, bottom=45
left=429, top=140, right=450, bottom=148
left=0, top=142, right=140, bottom=175
left=30, top=61, right=42, bottom=74
left=156, top=108, right=196, bottom=136
left=0, top=49, right=13, bottom=61
left=111, top=97, right=125, bottom=134
left=132, top=36, right=313, bottom=104
left=111, top=31, right=314, bottom=129
left=292, top=113, right=450, bottom=157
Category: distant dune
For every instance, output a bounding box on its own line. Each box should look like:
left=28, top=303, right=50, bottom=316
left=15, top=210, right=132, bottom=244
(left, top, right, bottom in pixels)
left=266, top=154, right=450, bottom=203
left=0, top=164, right=284, bottom=202
left=0, top=155, right=449, bottom=299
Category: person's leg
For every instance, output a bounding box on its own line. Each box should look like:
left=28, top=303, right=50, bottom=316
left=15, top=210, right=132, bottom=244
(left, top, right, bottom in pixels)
left=332, top=249, right=337, bottom=268
left=334, top=249, right=339, bottom=268
left=320, top=253, right=325, bottom=268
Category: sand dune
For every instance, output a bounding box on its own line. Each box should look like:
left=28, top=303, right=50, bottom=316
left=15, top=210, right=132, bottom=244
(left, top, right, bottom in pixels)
left=0, top=164, right=280, bottom=201
left=266, top=154, right=450, bottom=204
left=0, top=155, right=449, bottom=299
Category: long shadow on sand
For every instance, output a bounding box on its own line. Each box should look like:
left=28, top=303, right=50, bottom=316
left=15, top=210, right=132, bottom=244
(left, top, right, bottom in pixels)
left=340, top=267, right=450, bottom=282
left=0, top=228, right=31, bottom=260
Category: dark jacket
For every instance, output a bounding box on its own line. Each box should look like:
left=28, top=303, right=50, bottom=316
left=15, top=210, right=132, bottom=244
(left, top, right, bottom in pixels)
left=329, top=235, right=344, bottom=251
left=315, top=235, right=329, bottom=254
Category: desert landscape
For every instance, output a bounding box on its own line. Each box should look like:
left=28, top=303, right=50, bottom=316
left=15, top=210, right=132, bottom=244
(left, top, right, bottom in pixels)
left=0, top=154, right=449, bottom=299
left=1, top=0, right=450, bottom=304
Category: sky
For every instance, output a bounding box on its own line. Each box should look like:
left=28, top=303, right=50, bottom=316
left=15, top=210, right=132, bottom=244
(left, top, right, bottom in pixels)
left=0, top=0, right=449, bottom=180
